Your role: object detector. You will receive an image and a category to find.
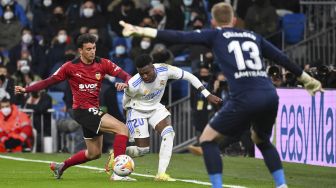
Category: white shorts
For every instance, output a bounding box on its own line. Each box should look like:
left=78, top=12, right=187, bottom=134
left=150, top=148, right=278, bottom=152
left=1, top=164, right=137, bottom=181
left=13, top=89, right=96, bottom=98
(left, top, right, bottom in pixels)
left=126, top=105, right=171, bottom=138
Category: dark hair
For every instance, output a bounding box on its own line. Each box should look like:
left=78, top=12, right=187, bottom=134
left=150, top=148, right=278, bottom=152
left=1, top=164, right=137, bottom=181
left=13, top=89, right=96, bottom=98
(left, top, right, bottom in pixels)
left=76, top=33, right=97, bottom=48
left=1, top=97, right=10, bottom=103
left=135, top=54, right=153, bottom=68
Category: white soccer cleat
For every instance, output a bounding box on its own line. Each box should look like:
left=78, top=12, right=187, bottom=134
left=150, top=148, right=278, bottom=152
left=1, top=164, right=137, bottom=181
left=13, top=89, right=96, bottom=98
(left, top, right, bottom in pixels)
left=154, top=173, right=176, bottom=181
left=277, top=184, right=288, bottom=188
left=110, top=173, right=137, bottom=181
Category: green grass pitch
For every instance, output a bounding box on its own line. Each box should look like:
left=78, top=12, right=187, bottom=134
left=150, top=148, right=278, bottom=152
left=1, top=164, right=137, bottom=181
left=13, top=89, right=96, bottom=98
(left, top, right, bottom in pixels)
left=0, top=153, right=335, bottom=188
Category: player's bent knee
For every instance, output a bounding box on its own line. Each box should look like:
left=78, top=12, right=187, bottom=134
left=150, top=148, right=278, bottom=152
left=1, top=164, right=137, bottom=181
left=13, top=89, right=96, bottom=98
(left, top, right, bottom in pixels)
left=160, top=126, right=175, bottom=138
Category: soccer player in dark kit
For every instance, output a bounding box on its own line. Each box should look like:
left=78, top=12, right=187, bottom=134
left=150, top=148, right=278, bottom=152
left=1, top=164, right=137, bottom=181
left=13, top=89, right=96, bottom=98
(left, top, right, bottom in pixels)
left=119, top=2, right=323, bottom=187
left=15, top=33, right=135, bottom=181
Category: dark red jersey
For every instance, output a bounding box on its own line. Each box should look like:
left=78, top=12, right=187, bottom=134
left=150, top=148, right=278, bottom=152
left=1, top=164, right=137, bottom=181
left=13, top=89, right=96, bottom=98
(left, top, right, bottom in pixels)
left=25, top=57, right=131, bottom=109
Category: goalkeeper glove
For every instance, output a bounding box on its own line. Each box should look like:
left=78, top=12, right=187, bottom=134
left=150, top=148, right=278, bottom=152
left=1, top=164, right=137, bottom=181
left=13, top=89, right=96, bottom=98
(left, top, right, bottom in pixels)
left=297, top=71, right=324, bottom=96
left=119, top=20, right=157, bottom=38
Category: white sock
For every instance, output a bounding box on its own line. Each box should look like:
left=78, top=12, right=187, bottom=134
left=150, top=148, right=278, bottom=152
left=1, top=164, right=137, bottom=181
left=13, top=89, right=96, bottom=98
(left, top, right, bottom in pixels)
left=158, top=126, right=175, bottom=174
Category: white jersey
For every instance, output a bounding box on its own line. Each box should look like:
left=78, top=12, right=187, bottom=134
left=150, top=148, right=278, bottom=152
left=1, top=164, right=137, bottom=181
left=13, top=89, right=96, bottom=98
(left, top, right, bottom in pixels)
left=124, top=64, right=183, bottom=111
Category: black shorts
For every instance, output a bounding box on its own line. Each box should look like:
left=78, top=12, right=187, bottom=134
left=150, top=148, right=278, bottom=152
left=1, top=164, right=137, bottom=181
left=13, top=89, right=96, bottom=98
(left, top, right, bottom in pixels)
left=73, top=108, right=106, bottom=139
left=209, top=90, right=279, bottom=141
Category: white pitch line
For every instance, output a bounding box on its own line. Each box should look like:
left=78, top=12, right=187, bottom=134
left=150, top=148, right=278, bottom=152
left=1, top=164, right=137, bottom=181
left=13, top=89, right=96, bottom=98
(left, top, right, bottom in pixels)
left=0, top=155, right=247, bottom=188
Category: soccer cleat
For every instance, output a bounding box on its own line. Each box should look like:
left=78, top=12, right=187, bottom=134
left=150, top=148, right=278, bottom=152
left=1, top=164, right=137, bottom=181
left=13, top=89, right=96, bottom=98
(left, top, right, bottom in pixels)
left=105, top=151, right=114, bottom=175
left=110, top=173, right=137, bottom=181
left=187, top=145, right=203, bottom=156
left=154, top=173, right=176, bottom=181
left=50, top=162, right=64, bottom=179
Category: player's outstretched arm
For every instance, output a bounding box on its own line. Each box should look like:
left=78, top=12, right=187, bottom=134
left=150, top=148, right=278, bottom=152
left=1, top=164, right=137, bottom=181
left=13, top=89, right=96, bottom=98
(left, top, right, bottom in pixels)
left=119, top=20, right=157, bottom=38
left=15, top=77, right=61, bottom=95
left=297, top=72, right=324, bottom=96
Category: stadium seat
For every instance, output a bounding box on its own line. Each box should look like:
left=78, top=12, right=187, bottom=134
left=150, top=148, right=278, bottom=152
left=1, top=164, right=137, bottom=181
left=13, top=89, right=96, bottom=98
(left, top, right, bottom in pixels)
left=47, top=91, right=67, bottom=120
left=282, top=13, right=306, bottom=44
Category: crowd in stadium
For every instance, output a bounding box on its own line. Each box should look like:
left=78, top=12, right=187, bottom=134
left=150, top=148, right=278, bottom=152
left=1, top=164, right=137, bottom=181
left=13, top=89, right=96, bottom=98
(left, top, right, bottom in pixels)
left=0, top=0, right=335, bottom=154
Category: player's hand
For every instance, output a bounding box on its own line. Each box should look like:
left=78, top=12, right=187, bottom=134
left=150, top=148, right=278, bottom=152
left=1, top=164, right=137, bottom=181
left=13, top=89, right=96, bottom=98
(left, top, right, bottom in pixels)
left=115, top=82, right=128, bottom=91
left=119, top=20, right=143, bottom=37
left=14, top=86, right=26, bottom=95
left=207, top=94, right=223, bottom=105
left=119, top=20, right=158, bottom=38
left=297, top=72, right=324, bottom=96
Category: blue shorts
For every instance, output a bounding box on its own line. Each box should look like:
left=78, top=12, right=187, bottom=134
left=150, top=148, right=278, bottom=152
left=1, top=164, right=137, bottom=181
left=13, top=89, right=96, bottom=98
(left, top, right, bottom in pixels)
left=209, top=90, right=279, bottom=141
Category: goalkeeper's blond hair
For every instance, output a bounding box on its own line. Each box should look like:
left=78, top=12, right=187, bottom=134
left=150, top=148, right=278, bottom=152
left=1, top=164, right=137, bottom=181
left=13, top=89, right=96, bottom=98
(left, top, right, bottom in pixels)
left=211, top=2, right=234, bottom=26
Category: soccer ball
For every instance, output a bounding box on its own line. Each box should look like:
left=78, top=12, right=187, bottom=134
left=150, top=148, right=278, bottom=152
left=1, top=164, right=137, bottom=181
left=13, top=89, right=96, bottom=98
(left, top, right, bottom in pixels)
left=112, top=154, right=135, bottom=177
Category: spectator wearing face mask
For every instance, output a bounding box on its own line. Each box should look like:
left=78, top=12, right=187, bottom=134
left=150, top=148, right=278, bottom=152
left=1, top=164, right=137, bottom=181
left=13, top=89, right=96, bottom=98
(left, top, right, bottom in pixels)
left=88, top=26, right=111, bottom=58
left=179, top=0, right=208, bottom=31
left=130, top=36, right=155, bottom=60
left=0, top=0, right=30, bottom=27
left=108, top=0, right=144, bottom=37
left=110, top=37, right=135, bottom=76
left=0, top=90, right=33, bottom=152
left=43, top=28, right=72, bottom=78
left=0, top=5, right=22, bottom=50
left=8, top=27, right=46, bottom=77
left=12, top=57, right=41, bottom=106
left=147, top=1, right=183, bottom=31
left=70, top=0, right=107, bottom=39
left=33, top=3, right=68, bottom=47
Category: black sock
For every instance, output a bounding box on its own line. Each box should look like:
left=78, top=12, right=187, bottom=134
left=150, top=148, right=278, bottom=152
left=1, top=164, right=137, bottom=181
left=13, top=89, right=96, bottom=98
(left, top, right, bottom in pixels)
left=201, top=141, right=222, bottom=174
left=256, top=141, right=283, bottom=172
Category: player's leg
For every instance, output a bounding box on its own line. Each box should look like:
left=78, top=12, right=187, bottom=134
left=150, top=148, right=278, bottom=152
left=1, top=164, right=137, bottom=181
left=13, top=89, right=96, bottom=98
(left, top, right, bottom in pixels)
left=124, top=109, right=151, bottom=157
left=50, top=126, right=103, bottom=179
left=153, top=115, right=175, bottom=181
left=252, top=97, right=287, bottom=188
left=99, top=113, right=128, bottom=158
left=199, top=124, right=222, bottom=188
left=199, top=101, right=249, bottom=188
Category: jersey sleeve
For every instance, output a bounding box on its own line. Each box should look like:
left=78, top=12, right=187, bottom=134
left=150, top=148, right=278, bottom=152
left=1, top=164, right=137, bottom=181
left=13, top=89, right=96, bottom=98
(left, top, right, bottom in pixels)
left=103, top=59, right=122, bottom=77
left=25, top=63, right=68, bottom=92
left=166, top=64, right=184, bottom=80
left=52, top=62, right=69, bottom=81
left=103, top=59, right=131, bottom=82
left=260, top=37, right=303, bottom=76
left=122, top=82, right=136, bottom=109
left=157, top=29, right=216, bottom=46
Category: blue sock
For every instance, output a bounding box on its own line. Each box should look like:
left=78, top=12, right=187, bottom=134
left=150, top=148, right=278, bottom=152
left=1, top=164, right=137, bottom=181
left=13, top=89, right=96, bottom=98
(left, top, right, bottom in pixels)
left=201, top=141, right=222, bottom=188
left=257, top=142, right=286, bottom=186
left=209, top=173, right=222, bottom=188
left=272, top=169, right=286, bottom=187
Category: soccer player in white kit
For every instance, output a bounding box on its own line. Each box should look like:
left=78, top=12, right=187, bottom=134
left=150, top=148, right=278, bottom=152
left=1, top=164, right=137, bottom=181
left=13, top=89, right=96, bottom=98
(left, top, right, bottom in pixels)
left=123, top=54, right=222, bottom=181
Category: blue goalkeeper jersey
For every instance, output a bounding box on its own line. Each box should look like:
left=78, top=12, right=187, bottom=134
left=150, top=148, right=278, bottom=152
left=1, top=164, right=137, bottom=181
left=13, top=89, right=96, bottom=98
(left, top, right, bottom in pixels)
left=157, top=28, right=303, bottom=96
